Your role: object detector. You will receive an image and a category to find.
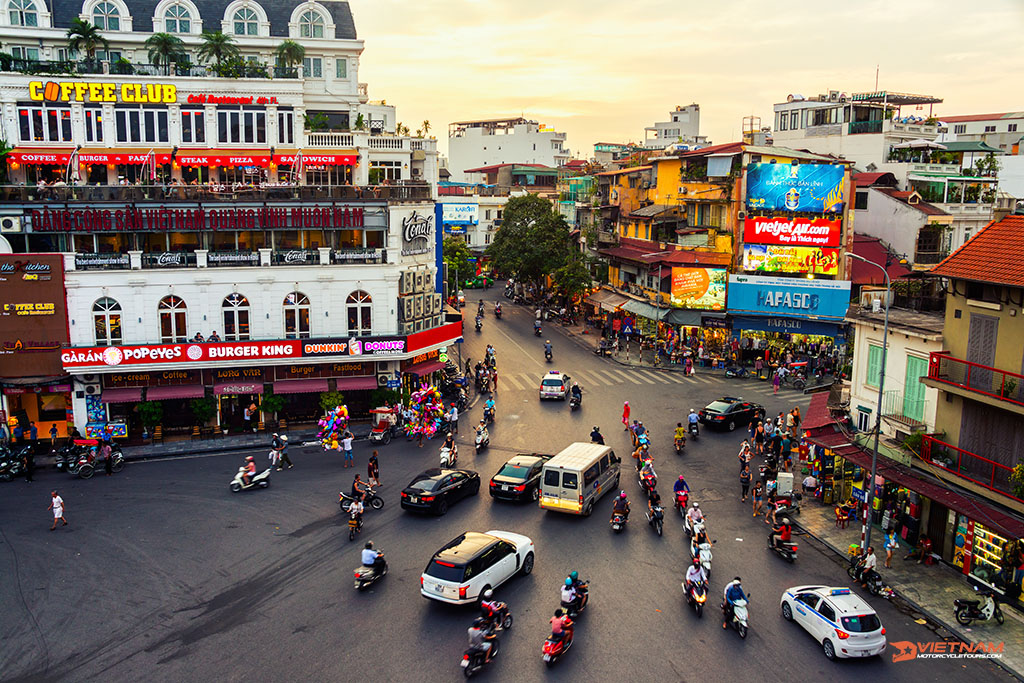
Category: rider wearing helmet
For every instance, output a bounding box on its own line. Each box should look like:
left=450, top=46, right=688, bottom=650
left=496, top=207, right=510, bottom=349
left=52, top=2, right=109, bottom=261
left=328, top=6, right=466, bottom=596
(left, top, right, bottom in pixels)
left=480, top=588, right=508, bottom=630
left=772, top=516, right=793, bottom=548
left=570, top=381, right=582, bottom=403
left=242, top=455, right=256, bottom=485
left=611, top=490, right=631, bottom=522
left=590, top=426, right=605, bottom=445
left=544, top=340, right=553, bottom=355
left=685, top=556, right=707, bottom=591
left=688, top=408, right=700, bottom=432
left=673, top=474, right=691, bottom=494
left=723, top=577, right=748, bottom=628
left=467, top=616, right=496, bottom=661
left=686, top=501, right=704, bottom=529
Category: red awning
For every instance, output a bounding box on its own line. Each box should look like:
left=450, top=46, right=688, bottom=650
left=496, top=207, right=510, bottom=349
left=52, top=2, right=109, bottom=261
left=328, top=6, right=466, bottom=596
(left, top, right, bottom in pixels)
left=404, top=360, right=446, bottom=377
left=101, top=387, right=142, bottom=404
left=334, top=376, right=378, bottom=391
left=273, top=379, right=329, bottom=395
left=79, top=152, right=173, bottom=165
left=176, top=151, right=273, bottom=168
left=147, top=385, right=205, bottom=400
left=214, top=382, right=264, bottom=396
left=807, top=428, right=1024, bottom=540
left=9, top=149, right=73, bottom=165
left=274, top=153, right=357, bottom=166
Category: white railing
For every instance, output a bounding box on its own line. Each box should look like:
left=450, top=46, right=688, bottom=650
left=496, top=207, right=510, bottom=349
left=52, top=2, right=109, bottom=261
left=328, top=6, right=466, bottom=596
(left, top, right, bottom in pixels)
left=305, top=131, right=355, bottom=148
left=369, top=136, right=408, bottom=150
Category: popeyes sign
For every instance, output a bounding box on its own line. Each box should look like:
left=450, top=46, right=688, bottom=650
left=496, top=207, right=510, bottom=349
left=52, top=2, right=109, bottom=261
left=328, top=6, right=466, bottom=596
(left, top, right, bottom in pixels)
left=743, top=217, right=842, bottom=248
left=62, top=341, right=301, bottom=369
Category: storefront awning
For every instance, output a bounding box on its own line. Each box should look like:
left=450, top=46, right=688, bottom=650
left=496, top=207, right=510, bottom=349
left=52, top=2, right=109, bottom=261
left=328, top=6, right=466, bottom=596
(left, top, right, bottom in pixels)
left=584, top=289, right=615, bottom=307
left=622, top=299, right=668, bottom=321
left=666, top=309, right=702, bottom=326
left=334, top=376, right=379, bottom=391
left=600, top=294, right=630, bottom=313
left=147, top=385, right=205, bottom=400
left=272, top=379, right=329, bottom=395
left=404, top=360, right=446, bottom=377
left=78, top=151, right=173, bottom=165
left=9, top=148, right=74, bottom=165
left=101, top=387, right=142, bottom=404
left=214, top=382, right=265, bottom=396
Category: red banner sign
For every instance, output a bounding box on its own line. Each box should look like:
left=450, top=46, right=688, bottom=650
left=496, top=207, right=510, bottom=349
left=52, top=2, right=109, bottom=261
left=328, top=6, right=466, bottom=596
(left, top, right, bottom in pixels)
left=177, top=154, right=272, bottom=168
left=79, top=153, right=173, bottom=165
left=9, top=151, right=71, bottom=165
left=743, top=217, right=842, bottom=247
left=273, top=154, right=357, bottom=166
left=61, top=341, right=301, bottom=369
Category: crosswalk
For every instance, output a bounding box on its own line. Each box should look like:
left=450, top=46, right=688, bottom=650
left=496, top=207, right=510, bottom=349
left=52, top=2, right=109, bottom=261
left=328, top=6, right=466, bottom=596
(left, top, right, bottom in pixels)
left=491, top=368, right=789, bottom=394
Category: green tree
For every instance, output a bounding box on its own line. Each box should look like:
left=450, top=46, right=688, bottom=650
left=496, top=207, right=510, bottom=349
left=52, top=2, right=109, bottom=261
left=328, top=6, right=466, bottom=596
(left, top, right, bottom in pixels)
left=370, top=388, right=401, bottom=407
left=137, top=401, right=163, bottom=429
left=353, top=113, right=366, bottom=131
left=0, top=139, right=12, bottom=183
left=443, top=236, right=473, bottom=291
left=198, top=30, right=239, bottom=66
left=275, top=40, right=305, bottom=68
left=144, top=32, right=186, bottom=75
left=485, top=194, right=572, bottom=288
left=318, top=391, right=346, bottom=413
left=554, top=252, right=593, bottom=302
left=189, top=397, right=217, bottom=425
left=260, top=391, right=287, bottom=419
left=66, top=18, right=108, bottom=61
left=421, top=120, right=431, bottom=135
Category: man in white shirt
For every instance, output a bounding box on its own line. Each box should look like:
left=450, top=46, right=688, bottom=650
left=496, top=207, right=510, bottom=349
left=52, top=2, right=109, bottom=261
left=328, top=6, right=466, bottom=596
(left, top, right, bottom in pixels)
left=685, top=558, right=707, bottom=592
left=449, top=404, right=459, bottom=434
left=48, top=490, right=67, bottom=530
left=859, top=547, right=878, bottom=586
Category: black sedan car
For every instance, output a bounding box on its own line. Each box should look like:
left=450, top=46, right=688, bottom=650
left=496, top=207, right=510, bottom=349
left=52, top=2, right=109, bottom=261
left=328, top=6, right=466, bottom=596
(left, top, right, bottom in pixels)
left=698, top=397, right=766, bottom=431
left=489, top=453, right=552, bottom=502
left=401, top=468, right=480, bottom=515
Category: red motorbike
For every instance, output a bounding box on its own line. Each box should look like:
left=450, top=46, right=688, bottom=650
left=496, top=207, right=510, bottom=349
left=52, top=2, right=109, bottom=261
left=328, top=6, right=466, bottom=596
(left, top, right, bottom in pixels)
left=542, top=620, right=574, bottom=668
left=674, top=490, right=689, bottom=519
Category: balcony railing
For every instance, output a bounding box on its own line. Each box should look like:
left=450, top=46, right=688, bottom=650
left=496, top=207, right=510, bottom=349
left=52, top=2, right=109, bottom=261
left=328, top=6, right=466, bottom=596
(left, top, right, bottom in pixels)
left=1, top=183, right=432, bottom=204
left=206, top=250, right=260, bottom=267
left=927, top=351, right=1024, bottom=407
left=305, top=131, right=355, bottom=148
left=331, top=248, right=386, bottom=265
left=141, top=251, right=198, bottom=268
left=5, top=59, right=299, bottom=79
left=881, top=389, right=928, bottom=427
left=913, top=249, right=948, bottom=265
left=271, top=249, right=319, bottom=266
left=921, top=435, right=1020, bottom=503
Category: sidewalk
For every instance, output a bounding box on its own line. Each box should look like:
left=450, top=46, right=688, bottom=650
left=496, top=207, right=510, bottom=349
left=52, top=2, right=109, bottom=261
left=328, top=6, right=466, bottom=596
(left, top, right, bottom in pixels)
left=553, top=319, right=723, bottom=373
left=797, top=501, right=1024, bottom=678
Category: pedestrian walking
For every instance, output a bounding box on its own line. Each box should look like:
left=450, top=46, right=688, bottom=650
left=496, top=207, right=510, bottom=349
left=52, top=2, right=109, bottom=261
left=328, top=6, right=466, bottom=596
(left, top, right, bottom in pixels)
left=751, top=481, right=764, bottom=517
left=753, top=422, right=765, bottom=456
left=449, top=403, right=459, bottom=434
left=740, top=465, right=752, bottom=502
left=48, top=490, right=67, bottom=529
left=737, top=442, right=752, bottom=473
left=49, top=424, right=58, bottom=448
left=0, top=420, right=8, bottom=447
left=791, top=407, right=802, bottom=439
left=29, top=421, right=38, bottom=449
left=772, top=371, right=782, bottom=395
left=622, top=401, right=631, bottom=430
left=491, top=367, right=499, bottom=393
left=368, top=450, right=381, bottom=487
left=101, top=440, right=113, bottom=476
left=24, top=450, right=34, bottom=482
left=884, top=529, right=899, bottom=568
left=278, top=435, right=293, bottom=469
left=341, top=430, right=354, bottom=467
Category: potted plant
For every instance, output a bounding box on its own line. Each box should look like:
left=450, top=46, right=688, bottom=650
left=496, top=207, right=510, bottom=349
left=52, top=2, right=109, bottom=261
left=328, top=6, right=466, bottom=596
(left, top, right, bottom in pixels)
left=260, top=391, right=287, bottom=423
left=137, top=401, right=163, bottom=437
left=189, top=396, right=217, bottom=427
left=220, top=422, right=230, bottom=435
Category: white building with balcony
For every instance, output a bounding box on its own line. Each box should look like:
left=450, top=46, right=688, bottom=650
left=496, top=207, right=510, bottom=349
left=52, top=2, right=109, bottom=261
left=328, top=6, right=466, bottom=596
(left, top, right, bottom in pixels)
left=447, top=117, right=569, bottom=183
left=642, top=104, right=709, bottom=151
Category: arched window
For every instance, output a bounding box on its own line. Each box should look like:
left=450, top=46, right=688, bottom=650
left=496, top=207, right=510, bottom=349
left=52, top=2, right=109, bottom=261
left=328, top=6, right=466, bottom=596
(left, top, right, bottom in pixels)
left=93, top=297, right=122, bottom=346
left=8, top=0, right=38, bottom=26
left=298, top=9, right=323, bottom=38
left=164, top=3, right=190, bottom=33
left=233, top=6, right=257, bottom=35
left=92, top=1, right=119, bottom=30
left=283, top=291, right=310, bottom=338
left=159, top=295, right=187, bottom=343
left=222, top=293, right=250, bottom=341
left=346, top=290, right=371, bottom=336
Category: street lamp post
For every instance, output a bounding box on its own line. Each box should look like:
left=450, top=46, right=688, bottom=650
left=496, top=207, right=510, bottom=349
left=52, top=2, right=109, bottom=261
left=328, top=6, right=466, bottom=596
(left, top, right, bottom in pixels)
left=847, top=253, right=891, bottom=554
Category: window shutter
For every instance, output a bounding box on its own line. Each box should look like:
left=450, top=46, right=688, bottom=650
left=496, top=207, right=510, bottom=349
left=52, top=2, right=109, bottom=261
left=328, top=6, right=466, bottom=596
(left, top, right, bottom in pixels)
left=867, top=344, right=882, bottom=387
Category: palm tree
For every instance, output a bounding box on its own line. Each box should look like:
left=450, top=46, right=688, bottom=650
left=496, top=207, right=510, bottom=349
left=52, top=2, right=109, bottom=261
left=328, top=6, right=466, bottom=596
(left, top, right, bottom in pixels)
left=275, top=40, right=305, bottom=72
left=198, top=30, right=239, bottom=66
left=422, top=120, right=431, bottom=135
left=145, top=33, right=186, bottom=75
left=66, top=18, right=108, bottom=62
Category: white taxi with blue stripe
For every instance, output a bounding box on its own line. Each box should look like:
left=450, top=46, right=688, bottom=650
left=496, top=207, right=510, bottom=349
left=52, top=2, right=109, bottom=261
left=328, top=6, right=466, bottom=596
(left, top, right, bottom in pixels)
left=781, top=585, right=887, bottom=660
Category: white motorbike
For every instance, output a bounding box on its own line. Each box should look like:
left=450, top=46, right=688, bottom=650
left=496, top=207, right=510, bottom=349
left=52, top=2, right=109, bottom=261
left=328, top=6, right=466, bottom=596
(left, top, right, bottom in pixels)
left=683, top=511, right=705, bottom=538
left=725, top=598, right=750, bottom=639
left=475, top=429, right=490, bottom=454
left=691, top=539, right=714, bottom=578
left=440, top=444, right=458, bottom=468
left=230, top=466, right=271, bottom=492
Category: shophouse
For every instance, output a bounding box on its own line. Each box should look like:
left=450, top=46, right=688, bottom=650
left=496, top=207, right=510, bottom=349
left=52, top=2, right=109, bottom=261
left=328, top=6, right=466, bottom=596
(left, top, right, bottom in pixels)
left=447, top=118, right=569, bottom=183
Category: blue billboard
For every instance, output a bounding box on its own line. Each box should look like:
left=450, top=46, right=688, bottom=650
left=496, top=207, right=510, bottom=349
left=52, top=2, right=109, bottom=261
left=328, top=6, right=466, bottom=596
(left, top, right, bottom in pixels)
left=727, top=275, right=851, bottom=320
left=745, top=163, right=845, bottom=213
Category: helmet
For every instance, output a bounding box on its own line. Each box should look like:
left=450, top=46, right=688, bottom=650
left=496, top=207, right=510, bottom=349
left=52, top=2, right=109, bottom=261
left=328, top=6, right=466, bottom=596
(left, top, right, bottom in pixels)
left=365, top=541, right=374, bottom=549
left=565, top=578, right=573, bottom=586
left=546, top=340, right=550, bottom=344
left=473, top=617, right=486, bottom=627
left=678, top=475, right=685, bottom=481
left=246, top=456, right=254, bottom=462
left=693, top=502, right=700, bottom=508
left=272, top=432, right=278, bottom=437
left=690, top=408, right=696, bottom=414
left=781, top=517, right=790, bottom=525
left=569, top=570, right=578, bottom=581
left=619, top=491, right=627, bottom=499
left=554, top=608, right=564, bottom=617
left=592, top=426, right=599, bottom=431
left=692, top=557, right=700, bottom=566
left=483, top=589, right=493, bottom=599
left=734, top=576, right=742, bottom=583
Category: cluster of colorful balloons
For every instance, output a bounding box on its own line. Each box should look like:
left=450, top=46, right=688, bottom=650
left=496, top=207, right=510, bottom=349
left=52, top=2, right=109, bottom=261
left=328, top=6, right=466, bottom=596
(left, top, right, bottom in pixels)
left=404, top=383, right=445, bottom=439
left=317, top=404, right=350, bottom=449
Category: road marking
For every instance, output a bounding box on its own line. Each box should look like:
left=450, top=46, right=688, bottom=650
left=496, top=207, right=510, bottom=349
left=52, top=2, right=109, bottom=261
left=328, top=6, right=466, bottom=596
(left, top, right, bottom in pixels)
left=570, top=370, right=598, bottom=385
left=601, top=369, right=629, bottom=383
left=660, top=373, right=688, bottom=384
left=631, top=371, right=658, bottom=385
left=503, top=374, right=526, bottom=390
left=612, top=369, right=641, bottom=383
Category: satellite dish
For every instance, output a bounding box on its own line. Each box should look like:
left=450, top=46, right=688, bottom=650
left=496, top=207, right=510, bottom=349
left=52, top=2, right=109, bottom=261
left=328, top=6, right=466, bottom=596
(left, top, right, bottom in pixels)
left=0, top=235, right=13, bottom=254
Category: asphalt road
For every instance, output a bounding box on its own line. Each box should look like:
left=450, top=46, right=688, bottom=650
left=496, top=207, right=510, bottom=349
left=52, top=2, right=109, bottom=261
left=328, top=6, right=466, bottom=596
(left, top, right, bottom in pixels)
left=0, top=290, right=1008, bottom=682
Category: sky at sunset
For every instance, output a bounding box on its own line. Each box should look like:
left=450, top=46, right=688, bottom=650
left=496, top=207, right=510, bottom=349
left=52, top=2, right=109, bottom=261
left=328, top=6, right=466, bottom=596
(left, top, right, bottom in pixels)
left=353, top=0, right=1024, bottom=159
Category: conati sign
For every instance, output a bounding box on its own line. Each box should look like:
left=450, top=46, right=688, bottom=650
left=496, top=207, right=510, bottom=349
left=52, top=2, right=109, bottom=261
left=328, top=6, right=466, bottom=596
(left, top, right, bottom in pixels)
left=743, top=217, right=842, bottom=248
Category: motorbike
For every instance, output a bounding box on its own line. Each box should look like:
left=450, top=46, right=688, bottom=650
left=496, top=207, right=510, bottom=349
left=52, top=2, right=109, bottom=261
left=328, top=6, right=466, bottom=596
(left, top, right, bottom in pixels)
left=475, top=429, right=490, bottom=454
left=683, top=512, right=704, bottom=537
left=954, top=586, right=1004, bottom=626
left=674, top=490, right=689, bottom=518
left=638, top=468, right=657, bottom=495
left=724, top=365, right=749, bottom=379
left=230, top=466, right=271, bottom=492
left=339, top=487, right=385, bottom=512
left=483, top=602, right=514, bottom=632
left=542, top=623, right=573, bottom=668
left=610, top=512, right=628, bottom=533
left=440, top=444, right=458, bottom=468
left=767, top=531, right=798, bottom=563
left=684, top=579, right=708, bottom=617
left=544, top=349, right=553, bottom=362
left=462, top=634, right=499, bottom=678
left=494, top=306, right=502, bottom=319
left=674, top=435, right=685, bottom=455
left=688, top=421, right=699, bottom=440
left=474, top=318, right=483, bottom=333
left=647, top=503, right=665, bottom=536
left=847, top=559, right=886, bottom=596
left=560, top=583, right=589, bottom=618
left=690, top=537, right=714, bottom=577
left=569, top=393, right=581, bottom=411
left=534, top=326, right=542, bottom=337
left=0, top=452, right=26, bottom=481
left=483, top=406, right=495, bottom=424
left=723, top=597, right=750, bottom=639
left=348, top=513, right=363, bottom=541
left=354, top=553, right=388, bottom=590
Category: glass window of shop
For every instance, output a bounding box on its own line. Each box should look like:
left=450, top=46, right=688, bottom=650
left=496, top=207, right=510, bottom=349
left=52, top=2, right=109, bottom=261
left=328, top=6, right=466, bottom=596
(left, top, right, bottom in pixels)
left=370, top=160, right=402, bottom=182
left=272, top=231, right=301, bottom=249
left=96, top=232, right=131, bottom=253
left=968, top=521, right=1014, bottom=591
left=85, top=106, right=103, bottom=143
left=306, top=165, right=352, bottom=186
left=93, top=297, right=123, bottom=346
left=299, top=230, right=327, bottom=249
left=277, top=110, right=294, bottom=145
left=208, top=230, right=236, bottom=251
left=283, top=291, right=311, bottom=339
left=346, top=290, right=372, bottom=335
left=115, top=163, right=171, bottom=185
left=336, top=229, right=361, bottom=249
left=115, top=106, right=169, bottom=144
left=168, top=230, right=201, bottom=251
left=181, top=107, right=206, bottom=144
left=222, top=294, right=251, bottom=340
left=85, top=163, right=107, bottom=184
left=218, top=165, right=266, bottom=185
left=159, top=295, right=188, bottom=342
left=365, top=229, right=384, bottom=248
left=217, top=107, right=267, bottom=145
left=18, top=104, right=73, bottom=143
left=237, top=230, right=268, bottom=250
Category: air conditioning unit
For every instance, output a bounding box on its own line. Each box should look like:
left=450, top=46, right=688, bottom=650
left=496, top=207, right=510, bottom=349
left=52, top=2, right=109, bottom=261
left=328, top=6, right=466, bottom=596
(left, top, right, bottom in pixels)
left=400, top=296, right=413, bottom=321
left=737, top=210, right=746, bottom=220
left=414, top=318, right=425, bottom=332
left=0, top=216, right=21, bottom=233
left=413, top=294, right=424, bottom=319
left=412, top=270, right=424, bottom=293
left=677, top=187, right=688, bottom=195
left=829, top=90, right=839, bottom=101
left=400, top=321, right=415, bottom=335
left=83, top=383, right=101, bottom=396
left=433, top=294, right=443, bottom=314
left=860, top=287, right=891, bottom=311
left=818, top=94, right=828, bottom=102
left=75, top=373, right=99, bottom=384
left=376, top=374, right=389, bottom=387
left=400, top=271, right=413, bottom=295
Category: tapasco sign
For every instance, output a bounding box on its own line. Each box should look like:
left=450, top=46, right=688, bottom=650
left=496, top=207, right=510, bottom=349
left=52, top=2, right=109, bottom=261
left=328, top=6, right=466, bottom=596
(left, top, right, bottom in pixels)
left=30, top=80, right=177, bottom=104
left=727, top=274, right=852, bottom=320
left=30, top=205, right=365, bottom=233
left=401, top=211, right=433, bottom=256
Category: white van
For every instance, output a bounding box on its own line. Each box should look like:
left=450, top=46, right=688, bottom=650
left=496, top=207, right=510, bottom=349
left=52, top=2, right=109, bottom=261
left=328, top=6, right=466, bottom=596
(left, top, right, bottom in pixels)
left=539, top=443, right=620, bottom=516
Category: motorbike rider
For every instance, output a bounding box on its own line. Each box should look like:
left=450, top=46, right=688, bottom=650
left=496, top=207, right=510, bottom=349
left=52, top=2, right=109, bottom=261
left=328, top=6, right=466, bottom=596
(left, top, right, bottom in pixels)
left=640, top=460, right=657, bottom=492
left=771, top=516, right=793, bottom=549
left=647, top=489, right=663, bottom=520
left=570, top=381, right=582, bottom=404
left=475, top=314, right=483, bottom=329
left=242, top=455, right=256, bottom=486
left=484, top=396, right=496, bottom=422
left=674, top=422, right=687, bottom=449
left=475, top=419, right=490, bottom=443
left=856, top=546, right=879, bottom=587
left=611, top=490, right=631, bottom=522
left=467, top=617, right=496, bottom=662
left=692, top=523, right=710, bottom=556
left=361, top=541, right=385, bottom=575
left=549, top=608, right=573, bottom=643
left=560, top=577, right=578, bottom=611
left=674, top=474, right=691, bottom=495
left=441, top=431, right=457, bottom=462
left=544, top=340, right=553, bottom=357
left=534, top=318, right=542, bottom=334
left=480, top=589, right=508, bottom=630
left=686, top=502, right=704, bottom=531
left=722, top=577, right=748, bottom=629
left=685, top=557, right=707, bottom=594
left=349, top=497, right=365, bottom=529
left=352, top=473, right=369, bottom=502
left=590, top=426, right=605, bottom=445
left=687, top=409, right=700, bottom=434
left=494, top=302, right=502, bottom=317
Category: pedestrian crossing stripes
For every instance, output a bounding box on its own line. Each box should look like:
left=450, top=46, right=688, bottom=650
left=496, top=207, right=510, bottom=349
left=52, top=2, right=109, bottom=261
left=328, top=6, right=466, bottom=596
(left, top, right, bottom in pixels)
left=489, top=368, right=797, bottom=393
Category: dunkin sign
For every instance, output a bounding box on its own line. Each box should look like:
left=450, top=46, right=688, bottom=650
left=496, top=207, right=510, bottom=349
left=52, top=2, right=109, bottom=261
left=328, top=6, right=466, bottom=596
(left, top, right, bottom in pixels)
left=62, top=342, right=300, bottom=369
left=743, top=217, right=842, bottom=248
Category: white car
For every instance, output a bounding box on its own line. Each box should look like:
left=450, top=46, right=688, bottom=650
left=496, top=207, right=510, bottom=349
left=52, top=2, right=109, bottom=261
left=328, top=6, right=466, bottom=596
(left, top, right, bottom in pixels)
left=421, top=530, right=535, bottom=605
left=781, top=585, right=887, bottom=660
left=538, top=371, right=569, bottom=400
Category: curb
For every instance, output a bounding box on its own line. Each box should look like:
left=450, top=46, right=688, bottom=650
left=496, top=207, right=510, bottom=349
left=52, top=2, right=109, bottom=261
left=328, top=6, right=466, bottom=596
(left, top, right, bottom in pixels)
left=794, top=517, right=1024, bottom=681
